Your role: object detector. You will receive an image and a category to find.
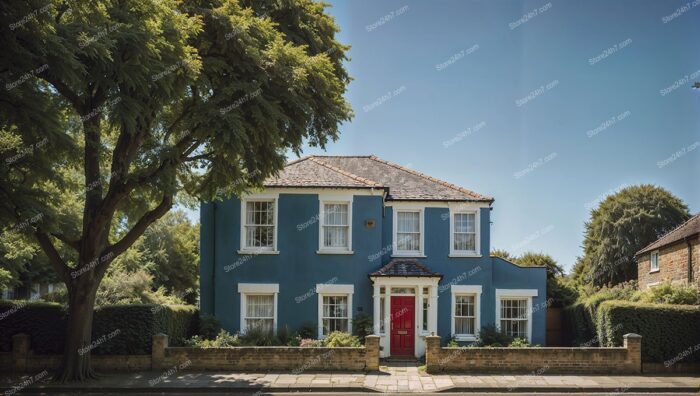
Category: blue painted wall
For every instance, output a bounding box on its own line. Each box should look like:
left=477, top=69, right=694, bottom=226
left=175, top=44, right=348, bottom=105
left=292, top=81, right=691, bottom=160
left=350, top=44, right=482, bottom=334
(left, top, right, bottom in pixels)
left=200, top=193, right=547, bottom=345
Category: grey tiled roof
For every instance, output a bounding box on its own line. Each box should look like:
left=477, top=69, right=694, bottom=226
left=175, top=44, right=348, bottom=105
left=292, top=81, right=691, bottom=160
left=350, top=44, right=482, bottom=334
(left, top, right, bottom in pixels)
left=264, top=155, right=492, bottom=202
left=636, top=213, right=700, bottom=255
left=369, top=259, right=442, bottom=278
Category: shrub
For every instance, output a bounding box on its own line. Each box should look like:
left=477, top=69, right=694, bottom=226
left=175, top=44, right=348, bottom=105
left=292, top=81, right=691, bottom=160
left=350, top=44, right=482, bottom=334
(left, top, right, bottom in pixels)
left=632, top=282, right=699, bottom=305
left=476, top=325, right=513, bottom=346
left=0, top=301, right=198, bottom=354
left=239, top=327, right=279, bottom=346
left=186, top=330, right=241, bottom=347
left=322, top=331, right=361, bottom=347
left=446, top=338, right=459, bottom=348
left=197, top=314, right=222, bottom=340
left=509, top=338, right=531, bottom=347
left=299, top=338, right=323, bottom=347
left=352, top=313, right=373, bottom=339
left=297, top=322, right=316, bottom=339
left=596, top=300, right=700, bottom=363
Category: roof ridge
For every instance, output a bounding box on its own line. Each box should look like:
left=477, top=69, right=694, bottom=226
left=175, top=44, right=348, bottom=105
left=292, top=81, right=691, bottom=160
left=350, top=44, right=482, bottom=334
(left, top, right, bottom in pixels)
left=286, top=155, right=313, bottom=166
left=308, top=156, right=384, bottom=188
left=367, top=155, right=492, bottom=201
left=636, top=212, right=700, bottom=255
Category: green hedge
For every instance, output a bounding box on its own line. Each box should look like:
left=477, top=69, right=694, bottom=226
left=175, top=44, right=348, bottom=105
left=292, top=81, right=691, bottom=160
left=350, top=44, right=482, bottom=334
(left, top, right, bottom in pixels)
left=596, top=300, right=700, bottom=363
left=0, top=301, right=198, bottom=355
left=562, top=302, right=597, bottom=346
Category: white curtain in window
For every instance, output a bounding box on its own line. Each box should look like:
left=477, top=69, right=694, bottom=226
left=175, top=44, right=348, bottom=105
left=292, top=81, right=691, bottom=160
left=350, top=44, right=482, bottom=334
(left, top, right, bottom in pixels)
left=323, top=203, right=349, bottom=248
left=245, top=201, right=274, bottom=248
left=397, top=211, right=420, bottom=251
left=454, top=213, right=476, bottom=251
left=245, top=294, right=274, bottom=332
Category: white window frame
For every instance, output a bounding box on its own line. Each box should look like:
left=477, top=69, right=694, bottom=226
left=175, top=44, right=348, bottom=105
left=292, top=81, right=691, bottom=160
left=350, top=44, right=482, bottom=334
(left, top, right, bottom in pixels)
left=649, top=250, right=660, bottom=273
left=451, top=285, right=482, bottom=341
left=316, top=284, right=354, bottom=338
left=392, top=206, right=425, bottom=257
left=495, top=289, right=537, bottom=342
left=317, top=195, right=353, bottom=254
left=449, top=209, right=480, bottom=257
left=239, top=193, right=279, bottom=254
left=238, top=283, right=279, bottom=334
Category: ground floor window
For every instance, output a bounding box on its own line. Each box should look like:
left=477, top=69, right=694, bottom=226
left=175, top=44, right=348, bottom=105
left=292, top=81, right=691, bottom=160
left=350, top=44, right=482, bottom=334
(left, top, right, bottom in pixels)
left=321, top=295, right=349, bottom=334
left=499, top=298, right=529, bottom=339
left=238, top=283, right=278, bottom=334
left=451, top=285, right=482, bottom=340
left=245, top=294, right=275, bottom=332
left=454, top=295, right=476, bottom=335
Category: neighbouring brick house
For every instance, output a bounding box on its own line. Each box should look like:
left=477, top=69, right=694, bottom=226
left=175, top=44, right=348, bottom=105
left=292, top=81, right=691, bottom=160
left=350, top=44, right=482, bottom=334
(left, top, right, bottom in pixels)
left=636, top=213, right=700, bottom=290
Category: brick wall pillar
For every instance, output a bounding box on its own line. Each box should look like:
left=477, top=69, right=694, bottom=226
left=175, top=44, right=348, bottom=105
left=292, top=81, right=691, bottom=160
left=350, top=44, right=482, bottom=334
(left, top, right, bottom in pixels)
left=364, top=335, right=380, bottom=371
left=152, top=333, right=168, bottom=370
left=12, top=333, right=30, bottom=372
left=623, top=333, right=642, bottom=373
left=424, top=335, right=442, bottom=373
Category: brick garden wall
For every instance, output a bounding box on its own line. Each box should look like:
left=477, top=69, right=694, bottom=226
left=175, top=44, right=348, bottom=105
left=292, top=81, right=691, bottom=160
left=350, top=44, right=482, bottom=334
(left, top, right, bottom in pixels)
left=424, top=334, right=642, bottom=374
left=637, top=237, right=699, bottom=290
left=0, top=333, right=380, bottom=373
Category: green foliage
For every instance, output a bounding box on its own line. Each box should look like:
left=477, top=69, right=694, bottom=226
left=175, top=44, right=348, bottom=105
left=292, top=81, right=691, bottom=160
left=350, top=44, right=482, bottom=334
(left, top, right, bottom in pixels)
left=297, top=322, right=317, bottom=339
left=197, top=314, right=222, bottom=340
left=508, top=338, right=531, bottom=347
left=352, top=313, right=373, bottom=339
left=515, top=252, right=564, bottom=279
left=0, top=301, right=66, bottom=354
left=563, top=281, right=638, bottom=346
left=446, top=338, right=459, bottom=348
left=186, top=330, right=241, bottom=348
left=0, top=301, right=197, bottom=354
left=299, top=338, right=323, bottom=347
left=476, top=325, right=513, bottom=346
left=490, top=249, right=514, bottom=261
left=0, top=268, right=12, bottom=290
left=596, top=300, right=700, bottom=362
left=322, top=331, right=362, bottom=347
left=632, top=282, right=699, bottom=305
left=577, top=185, right=689, bottom=286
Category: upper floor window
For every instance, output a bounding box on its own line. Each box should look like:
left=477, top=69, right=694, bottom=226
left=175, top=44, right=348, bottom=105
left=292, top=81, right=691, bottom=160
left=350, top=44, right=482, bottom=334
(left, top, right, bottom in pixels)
left=450, top=209, right=480, bottom=256
left=318, top=199, right=352, bottom=253
left=650, top=251, right=659, bottom=272
left=240, top=195, right=278, bottom=253
left=394, top=209, right=424, bottom=256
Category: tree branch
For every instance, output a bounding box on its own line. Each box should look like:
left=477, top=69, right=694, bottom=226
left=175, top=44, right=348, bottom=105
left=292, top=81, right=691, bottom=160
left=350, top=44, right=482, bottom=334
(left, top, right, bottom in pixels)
left=51, top=232, right=81, bottom=251
left=35, top=231, right=71, bottom=283
left=103, top=194, right=173, bottom=259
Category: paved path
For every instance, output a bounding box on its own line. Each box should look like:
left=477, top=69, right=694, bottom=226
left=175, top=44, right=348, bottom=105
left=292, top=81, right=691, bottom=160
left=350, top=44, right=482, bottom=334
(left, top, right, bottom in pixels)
left=2, top=361, right=699, bottom=394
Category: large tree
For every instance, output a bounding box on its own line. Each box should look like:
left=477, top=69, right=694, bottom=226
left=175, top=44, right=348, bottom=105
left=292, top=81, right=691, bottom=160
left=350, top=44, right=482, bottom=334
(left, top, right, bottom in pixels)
left=1, top=0, right=351, bottom=381
left=577, top=185, right=689, bottom=287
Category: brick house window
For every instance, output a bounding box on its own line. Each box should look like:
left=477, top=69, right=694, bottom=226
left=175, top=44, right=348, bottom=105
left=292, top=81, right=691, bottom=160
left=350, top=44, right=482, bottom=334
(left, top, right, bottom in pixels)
left=650, top=251, right=659, bottom=272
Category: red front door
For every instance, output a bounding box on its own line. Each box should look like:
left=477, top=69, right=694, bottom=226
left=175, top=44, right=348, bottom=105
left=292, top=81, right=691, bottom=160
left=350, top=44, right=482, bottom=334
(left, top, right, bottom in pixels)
left=390, top=296, right=415, bottom=356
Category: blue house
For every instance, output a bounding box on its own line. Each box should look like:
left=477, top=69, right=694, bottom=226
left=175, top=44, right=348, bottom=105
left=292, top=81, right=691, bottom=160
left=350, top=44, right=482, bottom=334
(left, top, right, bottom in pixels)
left=200, top=155, right=547, bottom=357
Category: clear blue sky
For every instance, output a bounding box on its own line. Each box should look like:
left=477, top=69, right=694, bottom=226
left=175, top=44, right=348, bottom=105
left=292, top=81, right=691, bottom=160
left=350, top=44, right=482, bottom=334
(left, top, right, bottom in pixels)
left=190, top=0, right=700, bottom=272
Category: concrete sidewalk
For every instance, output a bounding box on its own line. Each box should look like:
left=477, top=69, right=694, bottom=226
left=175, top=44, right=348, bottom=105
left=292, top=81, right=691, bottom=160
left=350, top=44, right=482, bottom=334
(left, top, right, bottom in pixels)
left=2, top=363, right=699, bottom=394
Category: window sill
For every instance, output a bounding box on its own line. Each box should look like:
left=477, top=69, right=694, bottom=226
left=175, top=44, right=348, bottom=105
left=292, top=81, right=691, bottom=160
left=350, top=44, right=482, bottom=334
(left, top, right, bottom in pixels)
left=237, top=250, right=280, bottom=255
left=391, top=254, right=427, bottom=258
left=316, top=250, right=354, bottom=255
left=453, top=335, right=477, bottom=341
left=649, top=269, right=660, bottom=274
left=449, top=253, right=481, bottom=258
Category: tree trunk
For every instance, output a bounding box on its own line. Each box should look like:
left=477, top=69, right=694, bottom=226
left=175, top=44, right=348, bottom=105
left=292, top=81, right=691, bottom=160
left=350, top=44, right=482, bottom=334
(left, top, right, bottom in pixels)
left=55, top=273, right=100, bottom=382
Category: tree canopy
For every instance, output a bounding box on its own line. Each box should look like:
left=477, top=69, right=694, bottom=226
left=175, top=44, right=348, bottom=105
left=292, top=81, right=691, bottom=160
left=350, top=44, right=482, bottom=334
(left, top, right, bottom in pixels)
left=575, top=184, right=689, bottom=287
left=1, top=0, right=351, bottom=381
